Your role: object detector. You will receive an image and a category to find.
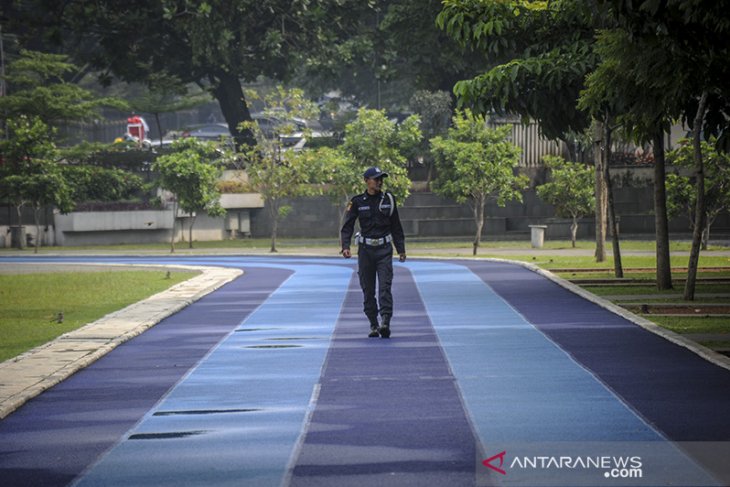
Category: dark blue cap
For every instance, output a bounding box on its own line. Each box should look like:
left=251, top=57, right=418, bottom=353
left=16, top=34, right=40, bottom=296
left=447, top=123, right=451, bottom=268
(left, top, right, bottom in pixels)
left=363, top=166, right=389, bottom=179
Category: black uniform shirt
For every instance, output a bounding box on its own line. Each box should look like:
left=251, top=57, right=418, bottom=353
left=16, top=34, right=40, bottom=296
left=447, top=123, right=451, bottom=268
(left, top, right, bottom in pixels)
left=340, top=190, right=406, bottom=254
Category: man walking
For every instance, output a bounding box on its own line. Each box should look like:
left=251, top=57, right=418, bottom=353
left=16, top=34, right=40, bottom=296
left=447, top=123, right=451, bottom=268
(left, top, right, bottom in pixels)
left=341, top=167, right=406, bottom=338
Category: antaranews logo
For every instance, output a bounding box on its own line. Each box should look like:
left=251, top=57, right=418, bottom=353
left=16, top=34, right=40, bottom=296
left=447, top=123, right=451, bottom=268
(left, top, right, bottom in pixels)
left=482, top=451, right=507, bottom=475
left=482, top=450, right=644, bottom=481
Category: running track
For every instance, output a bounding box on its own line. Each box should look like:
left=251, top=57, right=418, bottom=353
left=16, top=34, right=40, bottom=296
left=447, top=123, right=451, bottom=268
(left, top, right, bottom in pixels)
left=1, top=256, right=729, bottom=487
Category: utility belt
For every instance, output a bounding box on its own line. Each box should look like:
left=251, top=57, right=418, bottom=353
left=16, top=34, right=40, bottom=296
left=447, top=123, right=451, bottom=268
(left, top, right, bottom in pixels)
left=357, top=234, right=393, bottom=247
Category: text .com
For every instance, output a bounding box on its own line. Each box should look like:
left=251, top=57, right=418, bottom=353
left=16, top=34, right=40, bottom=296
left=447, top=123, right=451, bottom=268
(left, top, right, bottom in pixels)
left=486, top=452, right=644, bottom=479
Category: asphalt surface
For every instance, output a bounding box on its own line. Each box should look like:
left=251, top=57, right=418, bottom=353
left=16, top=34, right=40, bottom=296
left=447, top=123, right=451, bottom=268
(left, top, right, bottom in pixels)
left=1, top=254, right=729, bottom=487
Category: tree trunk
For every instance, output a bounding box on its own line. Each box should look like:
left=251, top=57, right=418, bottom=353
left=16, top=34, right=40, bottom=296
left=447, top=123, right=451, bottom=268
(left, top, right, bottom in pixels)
left=702, top=222, right=710, bottom=251
left=14, top=204, right=25, bottom=250
left=653, top=131, right=673, bottom=290
left=209, top=70, right=256, bottom=149
left=592, top=120, right=607, bottom=262
left=270, top=217, right=278, bottom=253
left=570, top=217, right=578, bottom=248
left=684, top=91, right=709, bottom=301
left=472, top=195, right=486, bottom=256
left=603, top=118, right=623, bottom=278
left=170, top=200, right=177, bottom=253
left=34, top=206, right=41, bottom=254
left=270, top=201, right=279, bottom=253
left=188, top=214, right=196, bottom=249
left=154, top=112, right=164, bottom=146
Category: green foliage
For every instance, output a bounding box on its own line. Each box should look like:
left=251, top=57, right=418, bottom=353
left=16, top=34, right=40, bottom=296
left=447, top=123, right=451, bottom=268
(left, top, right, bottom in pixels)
left=0, top=50, right=127, bottom=127
left=62, top=141, right=163, bottom=172
left=130, top=74, right=211, bottom=143
left=23, top=170, right=74, bottom=214
left=536, top=156, right=595, bottom=219
left=430, top=109, right=527, bottom=206
left=241, top=85, right=319, bottom=149
left=243, top=153, right=317, bottom=205
left=0, top=115, right=74, bottom=249
left=579, top=29, right=680, bottom=142
left=152, top=138, right=225, bottom=218
left=591, top=1, right=730, bottom=151
left=242, top=146, right=319, bottom=252
left=409, top=90, right=452, bottom=140
left=294, top=146, right=359, bottom=209
left=0, top=115, right=57, bottom=172
left=236, top=86, right=322, bottom=251
left=341, top=108, right=420, bottom=202
left=301, top=0, right=481, bottom=110
left=430, top=109, right=527, bottom=254
left=666, top=139, right=730, bottom=227
left=0, top=116, right=68, bottom=210
left=62, top=166, right=144, bottom=203
left=436, top=0, right=599, bottom=140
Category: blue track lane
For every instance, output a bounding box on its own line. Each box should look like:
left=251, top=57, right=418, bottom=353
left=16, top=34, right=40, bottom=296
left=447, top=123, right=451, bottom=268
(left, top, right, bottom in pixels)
left=1, top=256, right=729, bottom=487
left=409, top=261, right=723, bottom=486
left=72, top=263, right=352, bottom=487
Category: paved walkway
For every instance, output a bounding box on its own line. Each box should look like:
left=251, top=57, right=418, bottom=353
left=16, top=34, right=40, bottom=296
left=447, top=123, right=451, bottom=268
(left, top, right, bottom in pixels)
left=1, top=255, right=729, bottom=487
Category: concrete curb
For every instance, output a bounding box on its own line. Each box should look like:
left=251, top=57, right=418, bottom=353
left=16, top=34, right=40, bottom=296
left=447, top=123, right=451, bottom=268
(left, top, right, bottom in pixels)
left=484, top=257, right=730, bottom=373
left=0, top=264, right=242, bottom=419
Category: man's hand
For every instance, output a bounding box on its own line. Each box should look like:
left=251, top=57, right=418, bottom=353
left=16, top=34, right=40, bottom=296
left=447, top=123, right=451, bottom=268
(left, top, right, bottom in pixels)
left=342, top=248, right=351, bottom=259
left=399, top=253, right=406, bottom=262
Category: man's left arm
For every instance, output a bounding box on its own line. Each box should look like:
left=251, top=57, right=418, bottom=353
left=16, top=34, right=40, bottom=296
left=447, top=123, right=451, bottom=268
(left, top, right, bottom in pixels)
left=390, top=196, right=406, bottom=262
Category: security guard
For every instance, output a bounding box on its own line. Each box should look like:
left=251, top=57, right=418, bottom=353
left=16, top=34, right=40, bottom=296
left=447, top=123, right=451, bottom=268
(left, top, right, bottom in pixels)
left=341, top=166, right=406, bottom=338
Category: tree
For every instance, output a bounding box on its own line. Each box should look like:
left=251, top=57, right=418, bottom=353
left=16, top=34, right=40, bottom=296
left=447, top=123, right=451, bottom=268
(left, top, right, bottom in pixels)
left=0, top=116, right=72, bottom=250
left=593, top=0, right=730, bottom=299
left=18, top=0, right=367, bottom=148
left=436, top=0, right=612, bottom=262
left=152, top=138, right=225, bottom=252
left=0, top=49, right=125, bottom=129
left=579, top=26, right=692, bottom=288
left=236, top=86, right=319, bottom=252
left=300, top=0, right=484, bottom=110
left=23, top=170, right=74, bottom=253
left=430, top=109, right=527, bottom=255
left=536, top=156, right=595, bottom=248
left=409, top=90, right=453, bottom=187
left=130, top=74, right=211, bottom=146
left=297, top=146, right=359, bottom=232
left=666, top=139, right=730, bottom=250
left=341, top=108, right=421, bottom=203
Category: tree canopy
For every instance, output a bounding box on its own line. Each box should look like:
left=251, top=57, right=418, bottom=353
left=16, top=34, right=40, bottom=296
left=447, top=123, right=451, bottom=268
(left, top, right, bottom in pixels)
left=341, top=108, right=421, bottom=203
left=536, top=156, right=595, bottom=248
left=430, top=109, right=527, bottom=255
left=436, top=0, right=601, bottom=141
left=152, top=138, right=225, bottom=251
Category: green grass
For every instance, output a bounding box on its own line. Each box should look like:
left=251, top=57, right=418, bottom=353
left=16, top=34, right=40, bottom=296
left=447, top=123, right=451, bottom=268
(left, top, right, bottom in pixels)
left=699, top=341, right=730, bottom=350
left=0, top=270, right=197, bottom=362
left=646, top=316, right=730, bottom=335
left=580, top=283, right=730, bottom=296
left=3, top=237, right=728, bottom=255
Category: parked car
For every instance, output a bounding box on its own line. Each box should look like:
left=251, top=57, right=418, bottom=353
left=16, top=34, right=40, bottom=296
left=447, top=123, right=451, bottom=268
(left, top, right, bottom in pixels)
left=181, top=123, right=231, bottom=140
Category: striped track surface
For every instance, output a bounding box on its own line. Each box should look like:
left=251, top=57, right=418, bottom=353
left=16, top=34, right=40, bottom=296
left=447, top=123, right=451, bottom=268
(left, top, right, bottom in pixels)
left=1, top=256, right=729, bottom=487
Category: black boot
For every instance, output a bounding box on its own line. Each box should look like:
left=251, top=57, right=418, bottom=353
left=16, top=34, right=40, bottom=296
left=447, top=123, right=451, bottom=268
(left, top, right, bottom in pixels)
left=379, top=314, right=391, bottom=338
left=368, top=316, right=380, bottom=338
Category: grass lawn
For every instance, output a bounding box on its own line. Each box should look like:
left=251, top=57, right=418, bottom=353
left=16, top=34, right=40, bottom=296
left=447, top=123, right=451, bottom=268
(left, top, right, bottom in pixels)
left=0, top=270, right=198, bottom=362
left=647, top=316, right=730, bottom=335
left=565, top=283, right=730, bottom=296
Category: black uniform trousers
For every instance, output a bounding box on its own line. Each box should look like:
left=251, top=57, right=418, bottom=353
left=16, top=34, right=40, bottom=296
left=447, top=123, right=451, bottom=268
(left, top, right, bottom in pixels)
left=357, top=242, right=394, bottom=322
